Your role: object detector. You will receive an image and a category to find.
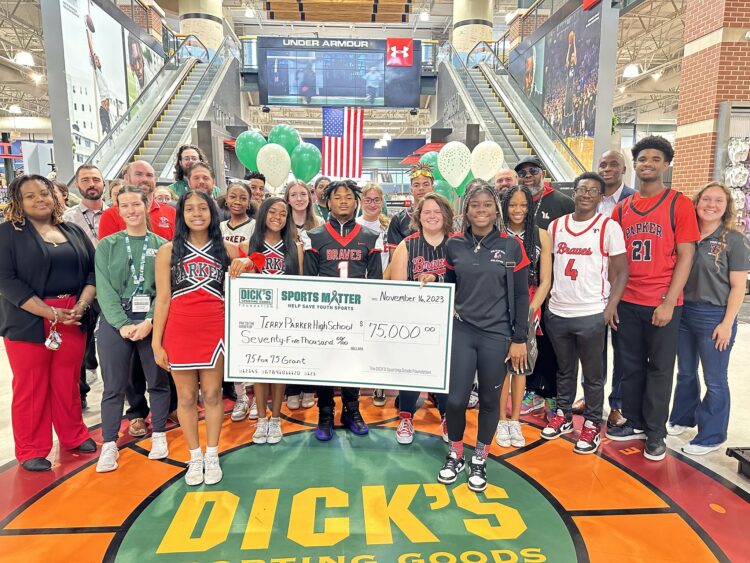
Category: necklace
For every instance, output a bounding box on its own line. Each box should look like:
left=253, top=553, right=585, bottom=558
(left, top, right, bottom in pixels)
left=471, top=232, right=490, bottom=253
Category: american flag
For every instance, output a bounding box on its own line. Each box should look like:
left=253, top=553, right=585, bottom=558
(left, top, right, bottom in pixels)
left=322, top=106, right=364, bottom=178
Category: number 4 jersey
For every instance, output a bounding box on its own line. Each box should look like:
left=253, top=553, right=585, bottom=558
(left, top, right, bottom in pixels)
left=548, top=214, right=626, bottom=317
left=612, top=189, right=699, bottom=307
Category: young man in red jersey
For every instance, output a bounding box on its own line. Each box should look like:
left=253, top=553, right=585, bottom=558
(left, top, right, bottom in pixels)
left=606, top=136, right=699, bottom=462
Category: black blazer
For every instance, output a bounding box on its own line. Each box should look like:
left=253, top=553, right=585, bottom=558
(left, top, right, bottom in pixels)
left=0, top=220, right=96, bottom=343
left=619, top=185, right=636, bottom=201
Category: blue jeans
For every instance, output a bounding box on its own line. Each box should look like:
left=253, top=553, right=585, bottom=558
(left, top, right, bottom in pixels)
left=669, top=302, right=737, bottom=446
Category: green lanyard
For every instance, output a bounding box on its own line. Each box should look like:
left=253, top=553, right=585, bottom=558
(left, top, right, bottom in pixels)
left=124, top=235, right=148, bottom=299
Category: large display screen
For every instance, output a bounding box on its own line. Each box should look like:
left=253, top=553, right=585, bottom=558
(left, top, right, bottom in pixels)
left=257, top=37, right=421, bottom=108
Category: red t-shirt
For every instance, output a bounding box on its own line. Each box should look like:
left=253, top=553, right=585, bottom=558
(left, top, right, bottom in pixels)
left=612, top=188, right=699, bottom=307
left=98, top=200, right=176, bottom=241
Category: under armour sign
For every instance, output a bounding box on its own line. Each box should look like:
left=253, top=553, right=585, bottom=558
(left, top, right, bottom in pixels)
left=386, top=38, right=413, bottom=67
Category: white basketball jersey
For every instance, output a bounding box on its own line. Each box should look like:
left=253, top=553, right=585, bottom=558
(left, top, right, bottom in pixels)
left=548, top=213, right=623, bottom=318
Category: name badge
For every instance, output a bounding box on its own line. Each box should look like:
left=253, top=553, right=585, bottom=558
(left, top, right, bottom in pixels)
left=132, top=294, right=150, bottom=313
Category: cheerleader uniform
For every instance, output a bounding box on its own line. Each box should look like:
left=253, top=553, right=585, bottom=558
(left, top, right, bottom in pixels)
left=163, top=240, right=226, bottom=370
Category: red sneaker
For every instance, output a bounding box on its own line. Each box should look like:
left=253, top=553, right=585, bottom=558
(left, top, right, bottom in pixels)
left=541, top=410, right=573, bottom=440
left=396, top=412, right=414, bottom=444
left=574, top=421, right=602, bottom=454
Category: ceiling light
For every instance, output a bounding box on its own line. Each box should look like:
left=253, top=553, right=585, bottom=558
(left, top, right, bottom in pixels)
left=244, top=6, right=255, bottom=17
left=13, top=51, right=34, bottom=66
left=652, top=71, right=662, bottom=81
left=420, top=10, right=430, bottom=22
left=30, top=72, right=42, bottom=83
left=622, top=63, right=640, bottom=78
left=8, top=104, right=22, bottom=114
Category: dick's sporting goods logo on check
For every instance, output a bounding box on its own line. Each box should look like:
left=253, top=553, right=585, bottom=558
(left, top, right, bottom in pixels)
left=239, top=288, right=274, bottom=307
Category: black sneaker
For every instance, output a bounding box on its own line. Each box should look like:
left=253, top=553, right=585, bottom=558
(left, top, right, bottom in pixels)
left=644, top=436, right=667, bottom=461
left=315, top=407, right=335, bottom=441
left=437, top=452, right=465, bottom=484
left=467, top=456, right=487, bottom=492
left=341, top=401, right=369, bottom=435
left=605, top=421, right=645, bottom=441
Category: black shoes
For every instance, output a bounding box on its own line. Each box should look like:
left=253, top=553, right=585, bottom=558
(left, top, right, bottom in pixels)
left=75, top=438, right=97, bottom=453
left=605, top=421, right=645, bottom=441
left=467, top=456, right=488, bottom=492
left=644, top=436, right=667, bottom=461
left=315, top=407, right=335, bottom=441
left=21, top=457, right=51, bottom=472
left=437, top=452, right=465, bottom=484
left=341, top=401, right=369, bottom=435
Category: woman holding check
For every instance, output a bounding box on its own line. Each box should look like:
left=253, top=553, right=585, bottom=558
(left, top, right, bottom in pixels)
left=423, top=181, right=529, bottom=492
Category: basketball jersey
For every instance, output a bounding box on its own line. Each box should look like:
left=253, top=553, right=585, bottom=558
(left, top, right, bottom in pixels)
left=548, top=213, right=625, bottom=317
left=613, top=189, right=698, bottom=307
left=404, top=232, right=446, bottom=281
left=171, top=240, right=225, bottom=309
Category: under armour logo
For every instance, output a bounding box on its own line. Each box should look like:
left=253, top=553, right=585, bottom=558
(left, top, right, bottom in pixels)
left=390, top=46, right=410, bottom=58
left=386, top=38, right=413, bottom=67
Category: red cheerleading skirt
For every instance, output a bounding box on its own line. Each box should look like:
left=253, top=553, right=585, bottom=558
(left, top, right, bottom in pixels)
left=163, top=300, right=224, bottom=370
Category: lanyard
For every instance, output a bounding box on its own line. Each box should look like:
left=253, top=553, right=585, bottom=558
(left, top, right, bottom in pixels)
left=81, top=210, right=98, bottom=239
left=125, top=235, right=148, bottom=298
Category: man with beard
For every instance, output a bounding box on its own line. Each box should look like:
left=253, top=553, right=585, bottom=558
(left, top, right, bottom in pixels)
left=169, top=145, right=221, bottom=200
left=64, top=165, right=108, bottom=409
left=513, top=156, right=574, bottom=418
left=493, top=168, right=518, bottom=196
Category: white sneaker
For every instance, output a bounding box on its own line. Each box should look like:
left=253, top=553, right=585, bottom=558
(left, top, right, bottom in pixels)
left=85, top=368, right=98, bottom=385
left=96, top=442, right=119, bottom=473
left=203, top=454, right=223, bottom=485
left=287, top=393, right=302, bottom=410
left=495, top=420, right=511, bottom=447
left=267, top=417, right=283, bottom=444
left=468, top=388, right=479, bottom=409
left=667, top=423, right=690, bottom=436
left=185, top=457, right=204, bottom=486
left=509, top=420, right=525, bottom=448
left=682, top=443, right=722, bottom=456
left=301, top=393, right=316, bottom=409
left=254, top=418, right=269, bottom=444
left=248, top=398, right=259, bottom=420
left=149, top=432, right=169, bottom=460
left=231, top=394, right=250, bottom=422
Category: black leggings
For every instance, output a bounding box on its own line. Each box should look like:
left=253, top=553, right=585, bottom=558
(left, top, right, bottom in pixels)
left=446, top=319, right=510, bottom=445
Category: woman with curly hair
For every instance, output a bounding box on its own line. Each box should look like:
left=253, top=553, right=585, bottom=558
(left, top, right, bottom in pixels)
left=0, top=175, right=97, bottom=471
left=668, top=182, right=749, bottom=455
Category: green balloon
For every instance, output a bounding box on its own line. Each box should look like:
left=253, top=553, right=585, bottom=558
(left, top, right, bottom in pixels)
left=291, top=143, right=322, bottom=183
left=433, top=179, right=455, bottom=203
left=419, top=151, right=443, bottom=180
left=454, top=171, right=474, bottom=197
left=268, top=124, right=301, bottom=156
left=235, top=130, right=267, bottom=171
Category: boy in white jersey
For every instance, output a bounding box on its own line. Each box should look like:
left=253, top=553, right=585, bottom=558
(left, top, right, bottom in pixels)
left=541, top=172, right=629, bottom=453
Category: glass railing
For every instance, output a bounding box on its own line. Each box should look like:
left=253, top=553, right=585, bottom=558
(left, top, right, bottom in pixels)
left=72, top=35, right=209, bottom=185
left=440, top=41, right=522, bottom=165
left=467, top=40, right=586, bottom=175
left=492, top=0, right=564, bottom=64
left=150, top=35, right=240, bottom=177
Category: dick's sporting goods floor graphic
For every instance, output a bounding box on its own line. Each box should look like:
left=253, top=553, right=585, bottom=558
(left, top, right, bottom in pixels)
left=0, top=397, right=748, bottom=562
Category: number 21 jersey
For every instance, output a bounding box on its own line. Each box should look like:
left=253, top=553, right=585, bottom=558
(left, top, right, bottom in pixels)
left=612, top=189, right=699, bottom=307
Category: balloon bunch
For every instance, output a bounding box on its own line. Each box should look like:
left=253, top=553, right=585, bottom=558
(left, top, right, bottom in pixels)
left=234, top=125, right=322, bottom=191
left=420, top=141, right=505, bottom=201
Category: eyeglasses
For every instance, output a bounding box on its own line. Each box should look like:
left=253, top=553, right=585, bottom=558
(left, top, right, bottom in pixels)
left=364, top=198, right=382, bottom=205
left=517, top=167, right=542, bottom=178
left=573, top=187, right=601, bottom=196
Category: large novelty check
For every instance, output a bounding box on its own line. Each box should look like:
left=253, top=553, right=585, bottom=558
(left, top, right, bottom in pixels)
left=225, top=275, right=454, bottom=392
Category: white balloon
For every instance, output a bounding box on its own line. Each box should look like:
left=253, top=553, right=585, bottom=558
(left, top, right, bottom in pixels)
left=257, top=143, right=291, bottom=189
left=438, top=141, right=472, bottom=188
left=471, top=141, right=505, bottom=181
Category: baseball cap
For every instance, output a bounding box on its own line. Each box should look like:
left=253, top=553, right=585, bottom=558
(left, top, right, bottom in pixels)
left=513, top=155, right=544, bottom=172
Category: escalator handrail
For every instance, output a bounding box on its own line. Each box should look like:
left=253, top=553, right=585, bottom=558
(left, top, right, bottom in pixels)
left=70, top=35, right=210, bottom=185
left=150, top=35, right=240, bottom=175
left=467, top=40, right=586, bottom=174
left=440, top=41, right=521, bottom=163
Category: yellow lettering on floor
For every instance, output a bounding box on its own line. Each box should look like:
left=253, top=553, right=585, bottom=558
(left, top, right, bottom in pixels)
left=422, top=484, right=451, bottom=510
left=452, top=484, right=527, bottom=541
left=288, top=487, right=350, bottom=547
left=362, top=484, right=439, bottom=545
left=241, top=489, right=280, bottom=550
left=157, top=492, right=239, bottom=553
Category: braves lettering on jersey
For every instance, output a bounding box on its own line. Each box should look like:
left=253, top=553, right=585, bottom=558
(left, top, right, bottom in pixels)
left=404, top=232, right=447, bottom=281
left=548, top=214, right=626, bottom=318
left=386, top=209, right=414, bottom=252
left=304, top=217, right=383, bottom=279
left=612, top=189, right=700, bottom=307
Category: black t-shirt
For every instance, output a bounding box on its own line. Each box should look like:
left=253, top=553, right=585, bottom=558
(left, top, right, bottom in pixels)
left=445, top=227, right=530, bottom=341
left=386, top=209, right=414, bottom=251
left=684, top=228, right=750, bottom=306
left=44, top=241, right=81, bottom=296
left=533, top=186, right=574, bottom=230
left=303, top=217, right=383, bottom=279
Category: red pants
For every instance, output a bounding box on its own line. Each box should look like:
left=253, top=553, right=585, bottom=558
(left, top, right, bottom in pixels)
left=5, top=297, right=90, bottom=462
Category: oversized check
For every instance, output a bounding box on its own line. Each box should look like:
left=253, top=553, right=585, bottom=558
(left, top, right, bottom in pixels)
left=225, top=275, right=454, bottom=392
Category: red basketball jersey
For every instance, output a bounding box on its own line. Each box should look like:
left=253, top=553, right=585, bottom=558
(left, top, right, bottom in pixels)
left=613, top=188, right=699, bottom=307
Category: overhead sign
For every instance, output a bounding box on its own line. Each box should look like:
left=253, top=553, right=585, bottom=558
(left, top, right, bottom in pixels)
left=386, top=38, right=414, bottom=66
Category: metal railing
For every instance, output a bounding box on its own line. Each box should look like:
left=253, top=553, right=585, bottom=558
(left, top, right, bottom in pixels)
left=440, top=41, right=522, bottom=165
left=150, top=35, right=241, bottom=177
left=69, top=35, right=209, bottom=185
left=492, top=0, right=565, bottom=64
left=467, top=40, right=586, bottom=175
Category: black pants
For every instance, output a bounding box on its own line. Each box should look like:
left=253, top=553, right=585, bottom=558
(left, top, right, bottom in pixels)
left=446, top=319, right=510, bottom=445
left=286, top=384, right=315, bottom=395
left=526, top=303, right=559, bottom=399
left=545, top=311, right=607, bottom=423
left=616, top=301, right=681, bottom=440
left=316, top=387, right=359, bottom=410
left=126, top=353, right=177, bottom=419
left=78, top=310, right=99, bottom=400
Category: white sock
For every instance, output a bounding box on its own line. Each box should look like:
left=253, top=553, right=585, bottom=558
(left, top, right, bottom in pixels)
left=189, top=447, right=202, bottom=460
left=205, top=446, right=219, bottom=457
left=152, top=432, right=165, bottom=438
